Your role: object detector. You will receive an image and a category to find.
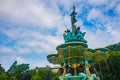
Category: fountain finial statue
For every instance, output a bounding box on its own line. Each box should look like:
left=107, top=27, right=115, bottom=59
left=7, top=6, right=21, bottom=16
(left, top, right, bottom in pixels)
left=70, top=5, right=77, bottom=25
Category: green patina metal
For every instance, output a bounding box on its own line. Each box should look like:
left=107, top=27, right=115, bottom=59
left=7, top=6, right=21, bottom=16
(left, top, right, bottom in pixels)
left=47, top=6, right=110, bottom=80
left=63, top=5, right=87, bottom=43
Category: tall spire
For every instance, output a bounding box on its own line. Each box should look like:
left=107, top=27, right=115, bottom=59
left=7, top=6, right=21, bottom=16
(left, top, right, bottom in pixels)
left=62, top=6, right=87, bottom=43
left=70, top=5, right=77, bottom=25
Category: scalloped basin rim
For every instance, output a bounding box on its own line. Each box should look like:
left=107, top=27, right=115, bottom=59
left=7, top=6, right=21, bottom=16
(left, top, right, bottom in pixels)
left=94, top=48, right=110, bottom=51
left=47, top=54, right=58, bottom=58
left=87, top=48, right=95, bottom=52
left=87, top=48, right=110, bottom=52
left=56, top=42, right=88, bottom=51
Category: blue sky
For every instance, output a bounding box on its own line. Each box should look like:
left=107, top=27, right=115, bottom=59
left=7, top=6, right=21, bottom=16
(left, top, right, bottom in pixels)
left=0, top=0, right=120, bottom=70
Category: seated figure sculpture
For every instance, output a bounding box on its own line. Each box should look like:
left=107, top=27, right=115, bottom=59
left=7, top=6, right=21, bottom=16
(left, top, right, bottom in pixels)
left=76, top=27, right=87, bottom=43
left=65, top=65, right=74, bottom=77
left=76, top=64, right=86, bottom=80
left=58, top=68, right=64, bottom=80
left=89, top=65, right=100, bottom=80
left=59, top=64, right=75, bottom=80
left=63, top=29, right=72, bottom=42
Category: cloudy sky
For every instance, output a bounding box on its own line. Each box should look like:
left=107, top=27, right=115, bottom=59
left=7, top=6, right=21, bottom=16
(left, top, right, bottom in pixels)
left=0, top=0, right=120, bottom=70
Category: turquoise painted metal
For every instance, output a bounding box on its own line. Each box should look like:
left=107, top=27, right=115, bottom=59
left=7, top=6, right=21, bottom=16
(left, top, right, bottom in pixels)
left=47, top=6, right=110, bottom=80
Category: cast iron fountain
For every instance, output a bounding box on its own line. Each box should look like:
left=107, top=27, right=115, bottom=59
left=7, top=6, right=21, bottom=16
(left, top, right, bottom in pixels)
left=47, top=6, right=110, bottom=80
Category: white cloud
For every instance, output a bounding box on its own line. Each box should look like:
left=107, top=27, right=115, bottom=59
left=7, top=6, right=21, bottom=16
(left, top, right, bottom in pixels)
left=17, top=47, right=31, bottom=55
left=106, top=26, right=120, bottom=41
left=0, top=46, right=13, bottom=55
left=115, top=3, right=120, bottom=15
left=88, top=0, right=108, bottom=5
left=84, top=24, right=120, bottom=48
left=0, top=0, right=62, bottom=28
left=87, top=8, right=102, bottom=21
left=15, top=34, right=63, bottom=54
left=85, top=0, right=120, bottom=48
left=0, top=56, right=14, bottom=70
left=107, top=0, right=120, bottom=9
left=85, top=30, right=106, bottom=48
left=14, top=56, right=28, bottom=64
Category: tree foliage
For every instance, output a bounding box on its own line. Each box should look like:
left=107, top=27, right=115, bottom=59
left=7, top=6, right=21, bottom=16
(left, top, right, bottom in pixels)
left=0, top=73, right=8, bottom=80
left=0, top=65, right=5, bottom=74
left=106, top=42, right=120, bottom=51
left=94, top=42, right=120, bottom=80
left=7, top=61, right=30, bottom=80
left=0, top=65, right=7, bottom=80
left=32, top=73, right=42, bottom=80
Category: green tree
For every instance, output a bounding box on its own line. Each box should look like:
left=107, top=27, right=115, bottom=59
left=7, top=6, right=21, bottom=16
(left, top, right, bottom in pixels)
left=0, top=73, right=8, bottom=80
left=94, top=42, right=120, bottom=80
left=0, top=64, right=5, bottom=74
left=30, top=67, right=54, bottom=80
left=0, top=65, right=7, bottom=80
left=7, top=61, right=30, bottom=80
left=7, top=61, right=17, bottom=74
left=32, top=73, right=42, bottom=80
left=106, top=42, right=120, bottom=51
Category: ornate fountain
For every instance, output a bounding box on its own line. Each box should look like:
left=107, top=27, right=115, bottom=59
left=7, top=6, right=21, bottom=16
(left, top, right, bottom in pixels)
left=47, top=6, right=110, bottom=80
